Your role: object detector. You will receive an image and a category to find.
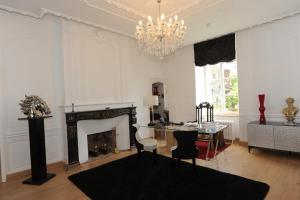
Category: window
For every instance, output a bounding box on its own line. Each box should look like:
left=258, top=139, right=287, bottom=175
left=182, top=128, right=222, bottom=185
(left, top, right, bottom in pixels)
left=195, top=60, right=239, bottom=114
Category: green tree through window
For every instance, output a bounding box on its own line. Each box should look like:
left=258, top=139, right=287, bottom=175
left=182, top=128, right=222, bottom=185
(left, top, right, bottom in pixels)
left=225, top=75, right=238, bottom=111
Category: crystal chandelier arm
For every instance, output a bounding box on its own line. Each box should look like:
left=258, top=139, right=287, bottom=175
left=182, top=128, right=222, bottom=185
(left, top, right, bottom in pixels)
left=157, top=0, right=161, bottom=17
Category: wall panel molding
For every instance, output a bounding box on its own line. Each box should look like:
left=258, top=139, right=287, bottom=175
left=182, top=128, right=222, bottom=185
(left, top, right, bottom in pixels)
left=0, top=30, right=6, bottom=183
left=62, top=21, right=124, bottom=105
left=4, top=127, right=62, bottom=141
left=4, top=127, right=63, bottom=174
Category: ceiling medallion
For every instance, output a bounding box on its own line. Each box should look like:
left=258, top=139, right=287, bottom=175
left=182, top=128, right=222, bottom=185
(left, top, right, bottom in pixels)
left=135, top=0, right=187, bottom=59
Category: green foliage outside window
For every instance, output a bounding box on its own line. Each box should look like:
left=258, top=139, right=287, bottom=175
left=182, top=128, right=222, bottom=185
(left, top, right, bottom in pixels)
left=225, top=75, right=239, bottom=111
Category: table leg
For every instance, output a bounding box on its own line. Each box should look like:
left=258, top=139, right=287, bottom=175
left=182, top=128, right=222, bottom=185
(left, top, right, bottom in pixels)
left=166, top=130, right=177, bottom=150
left=213, top=132, right=220, bottom=159
left=206, top=134, right=214, bottom=160
left=214, top=131, right=225, bottom=148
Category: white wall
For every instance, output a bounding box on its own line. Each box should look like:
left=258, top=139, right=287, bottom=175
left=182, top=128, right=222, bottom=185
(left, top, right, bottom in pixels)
left=0, top=19, right=5, bottom=181
left=61, top=20, right=164, bottom=125
left=163, top=45, right=240, bottom=138
left=3, top=3, right=300, bottom=179
left=0, top=13, right=65, bottom=175
left=61, top=20, right=164, bottom=162
left=237, top=14, right=300, bottom=141
left=0, top=10, right=164, bottom=178
left=163, top=46, right=196, bottom=123
left=163, top=14, right=300, bottom=142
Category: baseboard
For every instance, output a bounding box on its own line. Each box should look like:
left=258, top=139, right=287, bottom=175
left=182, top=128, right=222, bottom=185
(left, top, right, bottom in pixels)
left=233, top=138, right=248, bottom=146
left=224, top=139, right=233, bottom=143
left=6, top=161, right=64, bottom=182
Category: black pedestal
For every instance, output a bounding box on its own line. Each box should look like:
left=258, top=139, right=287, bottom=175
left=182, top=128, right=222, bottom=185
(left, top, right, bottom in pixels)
left=21, top=117, right=56, bottom=185
left=23, top=173, right=56, bottom=185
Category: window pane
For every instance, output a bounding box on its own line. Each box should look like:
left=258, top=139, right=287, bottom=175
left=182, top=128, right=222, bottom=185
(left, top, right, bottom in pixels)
left=195, top=60, right=238, bottom=113
left=223, top=61, right=239, bottom=112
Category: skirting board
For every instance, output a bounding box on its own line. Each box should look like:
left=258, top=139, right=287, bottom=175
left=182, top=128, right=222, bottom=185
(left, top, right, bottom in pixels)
left=6, top=161, right=64, bottom=182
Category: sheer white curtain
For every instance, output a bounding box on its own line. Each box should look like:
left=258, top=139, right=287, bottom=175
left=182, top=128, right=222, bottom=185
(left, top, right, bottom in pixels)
left=195, top=66, right=206, bottom=106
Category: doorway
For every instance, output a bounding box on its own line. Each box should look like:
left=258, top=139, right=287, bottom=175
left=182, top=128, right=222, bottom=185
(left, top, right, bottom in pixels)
left=152, top=82, right=168, bottom=123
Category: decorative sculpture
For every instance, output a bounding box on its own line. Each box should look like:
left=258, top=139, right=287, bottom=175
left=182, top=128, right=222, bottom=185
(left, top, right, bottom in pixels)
left=282, top=97, right=298, bottom=126
left=18, top=95, right=54, bottom=185
left=258, top=94, right=266, bottom=124
left=19, top=95, right=51, bottom=118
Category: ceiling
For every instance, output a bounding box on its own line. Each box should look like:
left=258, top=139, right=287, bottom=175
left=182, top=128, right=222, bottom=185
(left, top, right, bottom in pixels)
left=0, top=0, right=300, bottom=45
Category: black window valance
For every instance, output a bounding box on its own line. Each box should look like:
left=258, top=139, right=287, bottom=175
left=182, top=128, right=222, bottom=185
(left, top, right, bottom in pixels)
left=194, top=33, right=235, bottom=67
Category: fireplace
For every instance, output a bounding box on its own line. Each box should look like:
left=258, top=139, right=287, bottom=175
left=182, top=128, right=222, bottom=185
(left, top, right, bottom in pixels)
left=65, top=106, right=137, bottom=167
left=88, top=130, right=116, bottom=157
left=77, top=116, right=131, bottom=163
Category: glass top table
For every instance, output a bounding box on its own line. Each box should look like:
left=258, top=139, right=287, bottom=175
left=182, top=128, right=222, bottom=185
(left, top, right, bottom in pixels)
left=141, top=122, right=228, bottom=160
left=164, top=122, right=227, bottom=135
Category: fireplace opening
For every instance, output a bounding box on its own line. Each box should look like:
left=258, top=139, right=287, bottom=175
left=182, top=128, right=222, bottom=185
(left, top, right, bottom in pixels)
left=88, top=129, right=116, bottom=158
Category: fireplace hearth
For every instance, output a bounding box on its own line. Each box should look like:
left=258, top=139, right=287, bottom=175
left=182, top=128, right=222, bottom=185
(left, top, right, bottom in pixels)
left=88, top=130, right=116, bottom=157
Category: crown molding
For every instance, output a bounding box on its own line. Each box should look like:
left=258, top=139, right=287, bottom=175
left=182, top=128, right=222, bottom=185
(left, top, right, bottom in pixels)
left=0, top=5, right=134, bottom=38
left=0, top=4, right=41, bottom=18
left=168, top=0, right=225, bottom=18
left=96, top=0, right=224, bottom=20
left=168, top=0, right=204, bottom=17
left=102, top=0, right=147, bottom=18
left=84, top=0, right=214, bottom=20
left=42, top=8, right=134, bottom=37
left=80, top=0, right=143, bottom=23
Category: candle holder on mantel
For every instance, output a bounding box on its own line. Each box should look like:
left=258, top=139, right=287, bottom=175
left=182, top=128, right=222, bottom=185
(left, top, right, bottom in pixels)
left=258, top=94, right=266, bottom=124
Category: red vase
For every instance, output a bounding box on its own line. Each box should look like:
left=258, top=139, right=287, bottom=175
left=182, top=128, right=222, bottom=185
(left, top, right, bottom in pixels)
left=258, top=94, right=266, bottom=124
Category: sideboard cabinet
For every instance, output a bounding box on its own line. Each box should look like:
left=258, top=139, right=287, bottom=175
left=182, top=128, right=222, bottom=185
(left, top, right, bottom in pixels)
left=247, top=121, right=300, bottom=153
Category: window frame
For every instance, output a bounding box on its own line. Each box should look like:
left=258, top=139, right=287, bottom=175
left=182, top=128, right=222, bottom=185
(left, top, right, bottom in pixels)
left=195, top=61, right=239, bottom=116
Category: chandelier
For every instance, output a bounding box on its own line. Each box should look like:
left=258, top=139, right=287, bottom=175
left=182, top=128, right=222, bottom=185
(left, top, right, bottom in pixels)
left=135, top=0, right=187, bottom=59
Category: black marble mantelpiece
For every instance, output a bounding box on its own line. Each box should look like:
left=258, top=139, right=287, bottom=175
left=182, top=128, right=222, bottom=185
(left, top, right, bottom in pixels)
left=65, top=107, right=137, bottom=167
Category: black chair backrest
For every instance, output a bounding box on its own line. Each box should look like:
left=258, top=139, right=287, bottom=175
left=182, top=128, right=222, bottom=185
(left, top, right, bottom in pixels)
left=173, top=131, right=198, bottom=159
left=196, top=102, right=214, bottom=123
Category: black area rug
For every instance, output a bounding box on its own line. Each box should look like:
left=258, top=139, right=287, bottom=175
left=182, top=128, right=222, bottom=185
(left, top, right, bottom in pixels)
left=69, top=152, right=269, bottom=200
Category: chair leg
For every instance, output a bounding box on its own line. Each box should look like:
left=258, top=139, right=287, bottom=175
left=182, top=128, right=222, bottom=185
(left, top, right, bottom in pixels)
left=192, top=158, right=196, bottom=172
left=153, top=149, right=157, bottom=164
left=177, top=158, right=181, bottom=165
left=171, top=154, right=175, bottom=166
left=177, top=158, right=181, bottom=174
left=137, top=148, right=141, bottom=160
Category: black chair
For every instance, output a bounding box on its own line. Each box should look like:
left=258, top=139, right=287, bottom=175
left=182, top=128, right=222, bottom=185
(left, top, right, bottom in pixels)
left=171, top=131, right=198, bottom=171
left=196, top=102, right=214, bottom=123
left=196, top=102, right=216, bottom=145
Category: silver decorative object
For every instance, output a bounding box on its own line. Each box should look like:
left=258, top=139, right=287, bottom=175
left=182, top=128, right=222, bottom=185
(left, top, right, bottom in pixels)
left=19, top=95, right=51, bottom=119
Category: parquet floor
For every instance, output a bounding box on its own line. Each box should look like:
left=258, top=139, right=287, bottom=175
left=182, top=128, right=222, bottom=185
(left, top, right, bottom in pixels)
left=0, top=142, right=300, bottom=200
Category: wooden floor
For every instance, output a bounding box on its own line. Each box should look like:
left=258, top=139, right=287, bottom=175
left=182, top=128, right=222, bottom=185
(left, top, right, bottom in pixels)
left=0, top=143, right=300, bottom=200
